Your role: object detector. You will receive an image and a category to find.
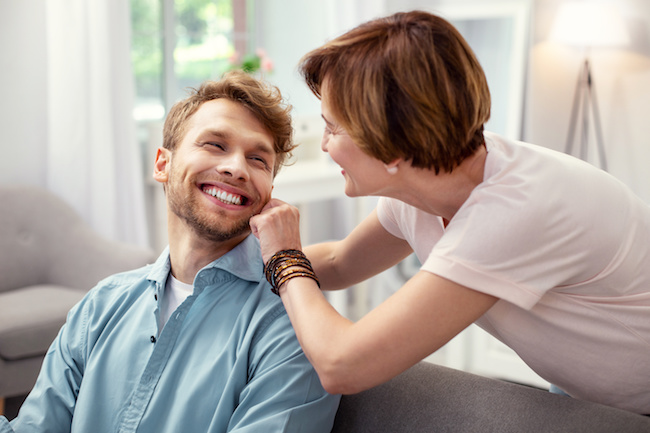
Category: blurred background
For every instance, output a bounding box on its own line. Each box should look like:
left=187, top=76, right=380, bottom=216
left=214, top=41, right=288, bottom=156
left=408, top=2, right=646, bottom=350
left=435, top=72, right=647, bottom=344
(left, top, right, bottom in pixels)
left=2, top=0, right=649, bottom=388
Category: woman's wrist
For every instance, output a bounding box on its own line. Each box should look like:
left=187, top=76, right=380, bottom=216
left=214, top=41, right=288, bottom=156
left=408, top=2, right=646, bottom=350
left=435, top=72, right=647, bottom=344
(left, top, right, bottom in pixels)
left=264, top=249, right=320, bottom=295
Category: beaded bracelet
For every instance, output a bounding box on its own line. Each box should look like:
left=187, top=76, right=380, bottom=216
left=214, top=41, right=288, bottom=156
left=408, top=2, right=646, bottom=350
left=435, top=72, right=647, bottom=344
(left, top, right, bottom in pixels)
left=276, top=268, right=320, bottom=292
left=265, top=250, right=312, bottom=283
left=264, top=249, right=320, bottom=295
left=264, top=249, right=303, bottom=283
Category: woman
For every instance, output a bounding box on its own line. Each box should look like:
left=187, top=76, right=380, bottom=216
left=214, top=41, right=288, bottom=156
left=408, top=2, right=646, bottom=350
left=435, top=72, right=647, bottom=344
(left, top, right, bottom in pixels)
left=250, top=10, right=650, bottom=414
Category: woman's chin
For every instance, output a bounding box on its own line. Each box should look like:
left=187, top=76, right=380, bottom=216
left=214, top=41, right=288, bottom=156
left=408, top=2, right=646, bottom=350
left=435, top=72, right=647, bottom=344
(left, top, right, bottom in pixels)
left=344, top=184, right=361, bottom=198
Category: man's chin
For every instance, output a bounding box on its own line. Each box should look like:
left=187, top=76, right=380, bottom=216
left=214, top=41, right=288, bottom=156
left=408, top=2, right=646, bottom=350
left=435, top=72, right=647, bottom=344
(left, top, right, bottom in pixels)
left=191, top=216, right=254, bottom=243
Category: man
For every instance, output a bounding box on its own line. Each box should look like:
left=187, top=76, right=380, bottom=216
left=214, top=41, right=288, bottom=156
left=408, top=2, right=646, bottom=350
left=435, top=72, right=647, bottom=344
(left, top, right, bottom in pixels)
left=0, top=71, right=340, bottom=433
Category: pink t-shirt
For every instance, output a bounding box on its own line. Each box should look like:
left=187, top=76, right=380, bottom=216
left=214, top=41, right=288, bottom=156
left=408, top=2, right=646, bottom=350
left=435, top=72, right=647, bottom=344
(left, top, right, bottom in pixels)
left=377, top=132, right=650, bottom=413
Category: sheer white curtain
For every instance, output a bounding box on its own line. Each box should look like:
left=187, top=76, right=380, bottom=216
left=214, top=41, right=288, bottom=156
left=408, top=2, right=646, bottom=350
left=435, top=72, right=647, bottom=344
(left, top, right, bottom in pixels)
left=46, top=0, right=149, bottom=247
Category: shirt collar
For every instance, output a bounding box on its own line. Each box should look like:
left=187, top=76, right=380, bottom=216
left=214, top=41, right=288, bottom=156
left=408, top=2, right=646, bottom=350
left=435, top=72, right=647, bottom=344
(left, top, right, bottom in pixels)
left=146, top=234, right=264, bottom=288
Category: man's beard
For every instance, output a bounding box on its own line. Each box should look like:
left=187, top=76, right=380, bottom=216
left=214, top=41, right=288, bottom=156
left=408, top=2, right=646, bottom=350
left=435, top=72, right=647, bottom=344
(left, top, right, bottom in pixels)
left=166, top=172, right=262, bottom=243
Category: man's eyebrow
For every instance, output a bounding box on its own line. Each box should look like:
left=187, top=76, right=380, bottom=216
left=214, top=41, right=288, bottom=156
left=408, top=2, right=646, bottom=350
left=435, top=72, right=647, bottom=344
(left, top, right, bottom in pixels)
left=252, top=142, right=275, bottom=157
left=199, top=129, right=230, bottom=140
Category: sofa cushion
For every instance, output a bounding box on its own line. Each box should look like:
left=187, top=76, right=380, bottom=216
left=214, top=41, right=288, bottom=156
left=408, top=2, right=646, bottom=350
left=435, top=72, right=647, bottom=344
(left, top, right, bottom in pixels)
left=0, top=285, right=85, bottom=360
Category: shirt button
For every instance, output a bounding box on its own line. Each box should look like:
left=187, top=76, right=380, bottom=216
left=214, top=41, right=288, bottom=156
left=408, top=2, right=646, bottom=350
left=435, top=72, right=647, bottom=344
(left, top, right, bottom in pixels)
left=150, top=336, right=156, bottom=343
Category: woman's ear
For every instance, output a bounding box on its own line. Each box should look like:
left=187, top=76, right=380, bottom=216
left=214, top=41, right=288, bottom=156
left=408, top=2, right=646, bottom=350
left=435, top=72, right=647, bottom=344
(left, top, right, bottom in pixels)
left=153, top=147, right=171, bottom=183
left=384, top=159, right=401, bottom=175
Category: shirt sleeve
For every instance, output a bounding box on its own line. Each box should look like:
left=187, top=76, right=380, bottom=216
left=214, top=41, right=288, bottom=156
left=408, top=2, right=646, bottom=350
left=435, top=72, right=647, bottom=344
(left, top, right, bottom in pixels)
left=7, top=293, right=91, bottom=432
left=226, top=306, right=340, bottom=433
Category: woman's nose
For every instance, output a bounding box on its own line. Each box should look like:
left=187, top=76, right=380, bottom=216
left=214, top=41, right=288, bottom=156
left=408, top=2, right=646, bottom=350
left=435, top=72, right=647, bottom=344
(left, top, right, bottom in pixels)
left=320, top=134, right=329, bottom=152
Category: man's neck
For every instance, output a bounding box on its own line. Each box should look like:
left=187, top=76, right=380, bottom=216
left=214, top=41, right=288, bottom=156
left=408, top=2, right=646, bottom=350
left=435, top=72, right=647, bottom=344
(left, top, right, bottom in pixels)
left=167, top=222, right=249, bottom=285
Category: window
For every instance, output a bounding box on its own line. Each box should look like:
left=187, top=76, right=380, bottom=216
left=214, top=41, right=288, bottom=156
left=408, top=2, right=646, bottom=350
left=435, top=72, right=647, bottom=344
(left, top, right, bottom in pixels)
left=130, top=0, right=249, bottom=122
left=130, top=0, right=251, bottom=249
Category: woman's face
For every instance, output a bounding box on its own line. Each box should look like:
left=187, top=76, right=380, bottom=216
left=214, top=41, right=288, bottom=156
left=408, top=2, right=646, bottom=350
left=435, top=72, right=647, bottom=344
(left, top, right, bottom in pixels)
left=320, top=82, right=390, bottom=197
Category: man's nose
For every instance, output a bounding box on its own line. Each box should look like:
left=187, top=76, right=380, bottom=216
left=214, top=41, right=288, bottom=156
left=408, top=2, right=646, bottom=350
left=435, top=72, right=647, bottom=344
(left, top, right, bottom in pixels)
left=218, top=152, right=249, bottom=181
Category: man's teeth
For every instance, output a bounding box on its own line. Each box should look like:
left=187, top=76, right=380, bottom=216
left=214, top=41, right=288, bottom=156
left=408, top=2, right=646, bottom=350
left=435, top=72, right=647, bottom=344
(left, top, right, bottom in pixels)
left=204, top=187, right=243, bottom=205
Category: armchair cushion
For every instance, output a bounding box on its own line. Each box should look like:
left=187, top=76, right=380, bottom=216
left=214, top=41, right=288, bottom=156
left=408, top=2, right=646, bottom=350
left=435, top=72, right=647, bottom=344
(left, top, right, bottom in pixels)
left=0, top=286, right=83, bottom=360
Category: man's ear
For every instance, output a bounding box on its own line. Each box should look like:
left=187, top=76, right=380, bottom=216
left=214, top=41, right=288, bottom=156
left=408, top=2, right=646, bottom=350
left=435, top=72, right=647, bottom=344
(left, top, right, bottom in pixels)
left=153, top=147, right=171, bottom=183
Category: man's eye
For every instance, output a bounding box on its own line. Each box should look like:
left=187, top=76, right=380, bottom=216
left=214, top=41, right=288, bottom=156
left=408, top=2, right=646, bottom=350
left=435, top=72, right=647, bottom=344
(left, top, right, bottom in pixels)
left=250, top=156, right=269, bottom=168
left=207, top=142, right=225, bottom=150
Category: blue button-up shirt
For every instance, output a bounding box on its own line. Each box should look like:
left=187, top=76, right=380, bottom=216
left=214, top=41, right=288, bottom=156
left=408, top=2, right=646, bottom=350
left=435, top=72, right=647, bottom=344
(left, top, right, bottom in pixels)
left=1, top=235, right=340, bottom=433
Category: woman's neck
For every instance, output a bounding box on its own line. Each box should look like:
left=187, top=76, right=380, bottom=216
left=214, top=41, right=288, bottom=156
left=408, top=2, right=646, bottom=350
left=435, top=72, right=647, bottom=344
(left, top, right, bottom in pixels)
left=389, top=145, right=487, bottom=221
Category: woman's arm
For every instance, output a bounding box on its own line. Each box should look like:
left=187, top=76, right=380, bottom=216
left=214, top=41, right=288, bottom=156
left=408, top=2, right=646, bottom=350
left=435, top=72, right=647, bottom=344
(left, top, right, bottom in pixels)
left=250, top=199, right=498, bottom=395
left=304, top=208, right=414, bottom=290
left=279, top=267, right=497, bottom=394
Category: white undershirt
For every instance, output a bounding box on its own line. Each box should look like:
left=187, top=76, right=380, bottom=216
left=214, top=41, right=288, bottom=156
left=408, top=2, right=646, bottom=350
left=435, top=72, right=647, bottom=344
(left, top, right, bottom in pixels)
left=159, top=274, right=194, bottom=331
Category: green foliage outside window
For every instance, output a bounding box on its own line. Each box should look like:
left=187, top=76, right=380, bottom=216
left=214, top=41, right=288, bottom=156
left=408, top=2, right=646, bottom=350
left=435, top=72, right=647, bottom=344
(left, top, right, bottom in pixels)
left=130, top=0, right=236, bottom=118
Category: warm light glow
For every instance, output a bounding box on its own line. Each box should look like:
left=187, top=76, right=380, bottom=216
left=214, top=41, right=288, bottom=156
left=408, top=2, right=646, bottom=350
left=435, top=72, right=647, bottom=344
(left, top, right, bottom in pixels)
left=549, top=2, right=630, bottom=47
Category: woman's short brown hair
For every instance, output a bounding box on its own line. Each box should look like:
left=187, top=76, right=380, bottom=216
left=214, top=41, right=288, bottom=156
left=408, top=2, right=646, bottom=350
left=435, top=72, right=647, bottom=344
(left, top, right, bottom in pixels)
left=299, top=10, right=491, bottom=174
left=163, top=70, right=295, bottom=175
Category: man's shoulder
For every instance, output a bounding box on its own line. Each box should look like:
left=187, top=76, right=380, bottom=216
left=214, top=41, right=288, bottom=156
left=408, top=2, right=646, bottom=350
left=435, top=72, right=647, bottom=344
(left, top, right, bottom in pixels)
left=96, top=263, right=155, bottom=291
left=238, top=280, right=295, bottom=341
left=81, top=264, right=156, bottom=309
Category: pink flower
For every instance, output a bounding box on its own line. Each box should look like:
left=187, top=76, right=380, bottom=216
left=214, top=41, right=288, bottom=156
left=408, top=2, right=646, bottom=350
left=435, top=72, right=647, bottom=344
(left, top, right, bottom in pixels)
left=228, top=51, right=240, bottom=65
left=261, top=57, right=274, bottom=72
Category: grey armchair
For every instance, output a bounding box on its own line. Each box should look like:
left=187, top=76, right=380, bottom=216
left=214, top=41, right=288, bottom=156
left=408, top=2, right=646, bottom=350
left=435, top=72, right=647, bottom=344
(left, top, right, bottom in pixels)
left=0, top=185, right=155, bottom=410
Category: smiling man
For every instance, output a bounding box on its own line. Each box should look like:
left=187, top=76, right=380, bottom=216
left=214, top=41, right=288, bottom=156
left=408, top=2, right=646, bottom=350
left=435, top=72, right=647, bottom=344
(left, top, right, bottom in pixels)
left=0, top=71, right=340, bottom=433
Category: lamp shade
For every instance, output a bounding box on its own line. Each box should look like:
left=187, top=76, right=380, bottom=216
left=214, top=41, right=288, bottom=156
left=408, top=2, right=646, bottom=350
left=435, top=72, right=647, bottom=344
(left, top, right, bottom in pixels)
left=549, top=2, right=630, bottom=47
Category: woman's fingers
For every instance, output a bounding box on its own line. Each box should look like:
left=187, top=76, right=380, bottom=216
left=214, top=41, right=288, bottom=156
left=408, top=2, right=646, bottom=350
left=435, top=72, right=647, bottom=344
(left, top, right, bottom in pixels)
left=250, top=199, right=303, bottom=263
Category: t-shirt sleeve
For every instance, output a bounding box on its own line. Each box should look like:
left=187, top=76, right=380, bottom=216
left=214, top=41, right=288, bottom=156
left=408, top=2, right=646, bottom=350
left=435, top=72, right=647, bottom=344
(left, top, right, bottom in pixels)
left=421, top=184, right=610, bottom=310
left=376, top=197, right=406, bottom=239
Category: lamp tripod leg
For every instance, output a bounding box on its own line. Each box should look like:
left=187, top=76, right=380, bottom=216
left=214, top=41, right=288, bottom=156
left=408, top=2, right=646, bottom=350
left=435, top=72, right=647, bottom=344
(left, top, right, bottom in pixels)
left=586, top=64, right=608, bottom=171
left=564, top=63, right=585, bottom=156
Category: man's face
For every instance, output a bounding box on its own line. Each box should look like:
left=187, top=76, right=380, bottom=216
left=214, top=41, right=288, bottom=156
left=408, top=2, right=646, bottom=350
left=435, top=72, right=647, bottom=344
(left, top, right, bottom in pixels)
left=155, top=98, right=276, bottom=243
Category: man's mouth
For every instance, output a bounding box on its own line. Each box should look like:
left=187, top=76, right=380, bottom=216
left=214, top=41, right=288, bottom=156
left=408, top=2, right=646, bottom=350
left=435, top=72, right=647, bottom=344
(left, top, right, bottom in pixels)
left=202, top=185, right=246, bottom=206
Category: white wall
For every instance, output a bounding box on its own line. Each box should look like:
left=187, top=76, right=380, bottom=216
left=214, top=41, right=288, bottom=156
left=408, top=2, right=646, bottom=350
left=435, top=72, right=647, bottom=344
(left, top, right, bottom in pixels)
left=0, top=0, right=48, bottom=187
left=253, top=0, right=388, bottom=120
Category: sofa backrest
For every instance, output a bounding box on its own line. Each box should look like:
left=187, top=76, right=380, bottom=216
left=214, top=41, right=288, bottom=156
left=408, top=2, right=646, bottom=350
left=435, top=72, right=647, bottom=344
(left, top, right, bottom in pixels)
left=331, top=361, right=650, bottom=433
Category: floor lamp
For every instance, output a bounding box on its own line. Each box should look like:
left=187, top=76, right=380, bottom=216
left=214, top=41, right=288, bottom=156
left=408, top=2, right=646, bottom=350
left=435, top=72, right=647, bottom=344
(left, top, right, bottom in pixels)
left=565, top=57, right=607, bottom=170
left=549, top=2, right=629, bottom=171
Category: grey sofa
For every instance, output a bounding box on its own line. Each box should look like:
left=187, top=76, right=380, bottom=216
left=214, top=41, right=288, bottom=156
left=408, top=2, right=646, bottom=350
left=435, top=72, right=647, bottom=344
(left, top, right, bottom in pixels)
left=331, top=361, right=650, bottom=432
left=0, top=185, right=156, bottom=405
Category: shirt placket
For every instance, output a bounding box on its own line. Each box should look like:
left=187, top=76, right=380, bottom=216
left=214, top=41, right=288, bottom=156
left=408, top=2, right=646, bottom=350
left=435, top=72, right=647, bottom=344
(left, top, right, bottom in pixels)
left=116, top=291, right=199, bottom=433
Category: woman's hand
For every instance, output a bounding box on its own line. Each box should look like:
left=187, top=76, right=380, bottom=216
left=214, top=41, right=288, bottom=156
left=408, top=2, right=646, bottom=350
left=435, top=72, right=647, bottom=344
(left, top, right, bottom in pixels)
left=250, top=198, right=303, bottom=264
